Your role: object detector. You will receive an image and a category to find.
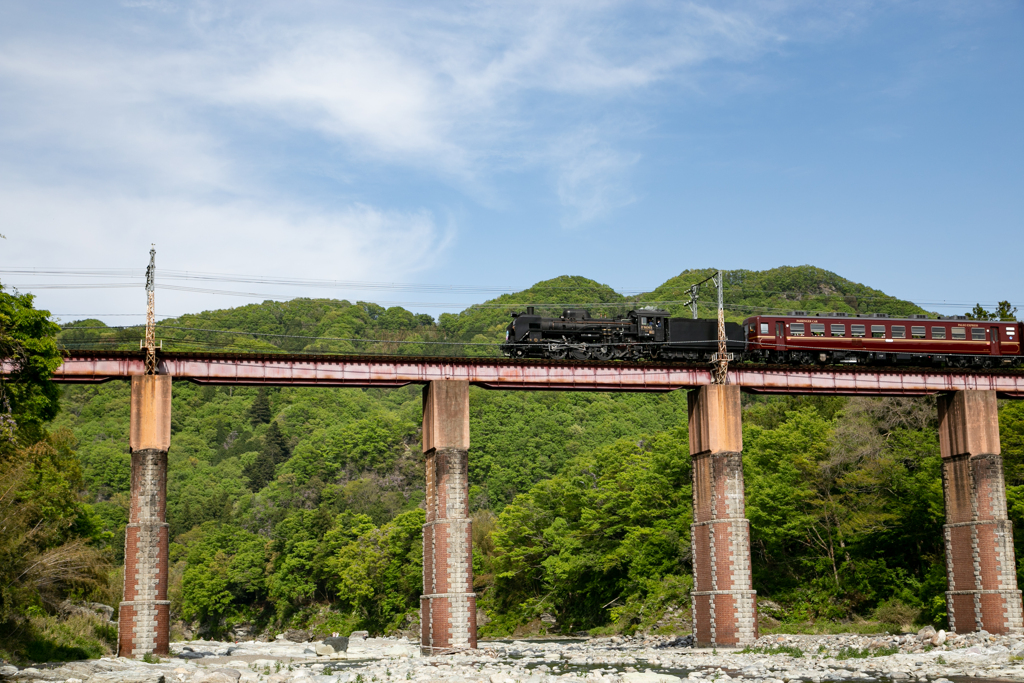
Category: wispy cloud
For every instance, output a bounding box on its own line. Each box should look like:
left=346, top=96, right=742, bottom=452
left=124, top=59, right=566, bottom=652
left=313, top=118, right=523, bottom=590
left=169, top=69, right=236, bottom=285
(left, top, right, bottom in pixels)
left=0, top=0, right=811, bottom=297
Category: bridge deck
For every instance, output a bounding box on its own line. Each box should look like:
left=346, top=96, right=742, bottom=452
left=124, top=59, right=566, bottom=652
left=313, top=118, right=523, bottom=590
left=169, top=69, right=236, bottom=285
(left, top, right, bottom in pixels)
left=27, top=351, right=1024, bottom=397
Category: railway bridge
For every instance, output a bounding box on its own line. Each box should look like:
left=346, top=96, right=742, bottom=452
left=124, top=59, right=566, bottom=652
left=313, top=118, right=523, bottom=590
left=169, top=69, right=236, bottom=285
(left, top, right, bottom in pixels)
left=31, top=351, right=1024, bottom=655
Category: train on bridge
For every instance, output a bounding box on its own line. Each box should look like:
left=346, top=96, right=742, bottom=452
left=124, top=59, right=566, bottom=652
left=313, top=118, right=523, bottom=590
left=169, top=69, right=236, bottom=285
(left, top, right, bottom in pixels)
left=501, top=307, right=1022, bottom=368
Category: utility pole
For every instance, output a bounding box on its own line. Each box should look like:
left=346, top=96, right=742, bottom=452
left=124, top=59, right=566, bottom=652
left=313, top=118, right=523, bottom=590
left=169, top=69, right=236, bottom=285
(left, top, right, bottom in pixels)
left=712, top=270, right=730, bottom=384
left=689, top=284, right=700, bottom=319
left=144, top=246, right=157, bottom=375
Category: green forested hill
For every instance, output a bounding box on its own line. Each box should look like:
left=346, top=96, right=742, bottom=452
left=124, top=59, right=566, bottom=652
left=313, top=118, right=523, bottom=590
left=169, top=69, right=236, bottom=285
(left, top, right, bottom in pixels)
left=57, top=266, right=928, bottom=356
left=29, top=266, right=1024, bottom=643
left=643, top=266, right=930, bottom=321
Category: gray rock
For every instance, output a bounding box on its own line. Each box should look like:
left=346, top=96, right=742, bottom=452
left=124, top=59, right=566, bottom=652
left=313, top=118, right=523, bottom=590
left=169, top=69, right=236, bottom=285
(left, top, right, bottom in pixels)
left=59, top=599, right=115, bottom=623
left=85, top=673, right=166, bottom=683
left=323, top=637, right=348, bottom=652
left=349, top=631, right=368, bottom=640
left=0, top=666, right=19, bottom=678
left=284, top=629, right=312, bottom=643
left=621, top=674, right=683, bottom=683
left=10, top=668, right=67, bottom=682
left=314, top=644, right=335, bottom=656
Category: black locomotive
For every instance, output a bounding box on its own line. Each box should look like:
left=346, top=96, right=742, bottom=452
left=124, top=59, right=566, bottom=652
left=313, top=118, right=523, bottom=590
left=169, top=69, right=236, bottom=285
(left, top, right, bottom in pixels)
left=501, top=307, right=745, bottom=361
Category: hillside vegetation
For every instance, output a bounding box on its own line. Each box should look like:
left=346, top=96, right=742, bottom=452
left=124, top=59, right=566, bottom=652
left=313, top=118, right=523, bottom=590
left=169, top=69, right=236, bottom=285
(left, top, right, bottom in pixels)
left=3, top=265, right=1023, bottom=658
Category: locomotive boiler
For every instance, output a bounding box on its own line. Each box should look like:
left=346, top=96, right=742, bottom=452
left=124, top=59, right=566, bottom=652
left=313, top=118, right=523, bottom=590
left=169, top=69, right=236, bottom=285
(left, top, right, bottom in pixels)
left=500, top=307, right=745, bottom=362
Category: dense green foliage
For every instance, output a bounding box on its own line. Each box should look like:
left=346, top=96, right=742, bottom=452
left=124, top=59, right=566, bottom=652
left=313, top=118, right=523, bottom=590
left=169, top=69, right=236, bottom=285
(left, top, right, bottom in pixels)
left=0, top=284, right=115, bottom=662
left=6, top=266, right=1024, bottom=648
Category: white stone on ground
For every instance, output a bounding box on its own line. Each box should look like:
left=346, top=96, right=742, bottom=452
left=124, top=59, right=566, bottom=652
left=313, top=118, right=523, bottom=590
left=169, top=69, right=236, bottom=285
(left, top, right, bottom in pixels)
left=5, top=631, right=1024, bottom=683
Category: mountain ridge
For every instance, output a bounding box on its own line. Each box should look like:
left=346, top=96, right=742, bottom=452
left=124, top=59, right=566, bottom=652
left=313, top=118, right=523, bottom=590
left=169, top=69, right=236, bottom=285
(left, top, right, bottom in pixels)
left=56, top=265, right=929, bottom=355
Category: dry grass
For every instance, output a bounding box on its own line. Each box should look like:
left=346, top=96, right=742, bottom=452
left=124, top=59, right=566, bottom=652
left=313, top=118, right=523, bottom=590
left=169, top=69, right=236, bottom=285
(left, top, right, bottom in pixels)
left=0, top=612, right=116, bottom=664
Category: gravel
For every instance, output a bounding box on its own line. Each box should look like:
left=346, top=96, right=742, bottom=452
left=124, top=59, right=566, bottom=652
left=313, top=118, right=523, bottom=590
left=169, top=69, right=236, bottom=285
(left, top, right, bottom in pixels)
left=3, top=629, right=1024, bottom=683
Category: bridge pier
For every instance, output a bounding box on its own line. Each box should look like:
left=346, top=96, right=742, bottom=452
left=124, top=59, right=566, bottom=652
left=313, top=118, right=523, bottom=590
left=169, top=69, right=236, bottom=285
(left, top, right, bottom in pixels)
left=939, top=390, right=1023, bottom=634
left=119, top=375, right=172, bottom=657
left=688, top=385, right=758, bottom=647
left=420, top=380, right=477, bottom=654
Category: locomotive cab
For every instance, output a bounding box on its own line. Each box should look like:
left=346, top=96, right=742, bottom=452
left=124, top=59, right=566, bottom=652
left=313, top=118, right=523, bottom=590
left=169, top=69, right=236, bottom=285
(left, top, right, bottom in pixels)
left=506, top=306, right=542, bottom=345
left=631, top=309, right=668, bottom=342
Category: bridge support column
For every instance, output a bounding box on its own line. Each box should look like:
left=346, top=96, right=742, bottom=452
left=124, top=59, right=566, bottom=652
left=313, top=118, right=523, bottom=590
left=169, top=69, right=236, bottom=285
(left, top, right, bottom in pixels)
left=688, top=385, right=757, bottom=647
left=420, top=380, right=476, bottom=654
left=939, top=390, right=1023, bottom=634
left=119, top=375, right=172, bottom=657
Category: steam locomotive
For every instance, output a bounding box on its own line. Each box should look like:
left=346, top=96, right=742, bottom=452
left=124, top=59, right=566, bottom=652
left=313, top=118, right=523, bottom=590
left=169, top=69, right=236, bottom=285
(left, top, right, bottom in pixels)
left=501, top=307, right=744, bottom=362
left=501, top=308, right=1024, bottom=367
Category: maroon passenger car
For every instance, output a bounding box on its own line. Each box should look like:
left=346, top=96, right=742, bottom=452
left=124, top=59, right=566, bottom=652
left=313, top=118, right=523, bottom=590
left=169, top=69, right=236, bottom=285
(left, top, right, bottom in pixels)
left=742, top=312, right=1023, bottom=367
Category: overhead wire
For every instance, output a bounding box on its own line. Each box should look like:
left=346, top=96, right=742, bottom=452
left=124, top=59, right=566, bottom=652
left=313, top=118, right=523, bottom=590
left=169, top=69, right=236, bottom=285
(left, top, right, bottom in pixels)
left=2, top=267, right=1018, bottom=309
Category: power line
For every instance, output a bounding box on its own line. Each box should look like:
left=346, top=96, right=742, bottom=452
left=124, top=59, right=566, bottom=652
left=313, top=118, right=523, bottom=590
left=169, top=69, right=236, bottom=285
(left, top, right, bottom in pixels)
left=5, top=267, right=1016, bottom=306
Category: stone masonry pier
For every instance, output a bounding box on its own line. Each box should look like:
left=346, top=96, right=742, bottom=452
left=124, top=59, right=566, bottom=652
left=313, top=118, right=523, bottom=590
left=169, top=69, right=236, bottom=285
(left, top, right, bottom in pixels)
left=420, top=380, right=477, bottom=653
left=119, top=375, right=172, bottom=656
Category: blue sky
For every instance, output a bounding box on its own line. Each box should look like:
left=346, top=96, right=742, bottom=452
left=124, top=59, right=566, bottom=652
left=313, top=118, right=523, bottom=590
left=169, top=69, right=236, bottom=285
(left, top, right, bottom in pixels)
left=1, top=1, right=1021, bottom=323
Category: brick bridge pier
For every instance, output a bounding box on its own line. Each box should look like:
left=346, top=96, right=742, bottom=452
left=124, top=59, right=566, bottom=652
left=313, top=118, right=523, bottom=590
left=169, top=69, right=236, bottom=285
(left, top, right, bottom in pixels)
left=121, top=376, right=1021, bottom=654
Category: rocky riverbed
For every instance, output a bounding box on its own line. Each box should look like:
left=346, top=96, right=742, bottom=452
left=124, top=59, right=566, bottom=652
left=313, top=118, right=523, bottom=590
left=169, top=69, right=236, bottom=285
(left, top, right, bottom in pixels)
left=5, top=630, right=1024, bottom=683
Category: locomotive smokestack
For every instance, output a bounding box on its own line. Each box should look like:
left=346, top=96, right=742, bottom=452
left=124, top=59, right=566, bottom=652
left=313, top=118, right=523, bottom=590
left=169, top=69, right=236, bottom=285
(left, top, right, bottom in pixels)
left=527, top=306, right=535, bottom=315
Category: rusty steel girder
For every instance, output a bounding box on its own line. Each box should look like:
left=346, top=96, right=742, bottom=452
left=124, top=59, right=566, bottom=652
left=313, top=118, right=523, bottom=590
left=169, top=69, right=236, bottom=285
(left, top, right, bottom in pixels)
left=11, top=351, right=1024, bottom=398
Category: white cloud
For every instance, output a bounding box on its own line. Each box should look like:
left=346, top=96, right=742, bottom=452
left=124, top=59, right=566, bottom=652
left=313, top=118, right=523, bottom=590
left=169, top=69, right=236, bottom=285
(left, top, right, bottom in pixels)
left=0, top=0, right=823, bottom=300
left=553, top=130, right=640, bottom=228
left=0, top=181, right=451, bottom=317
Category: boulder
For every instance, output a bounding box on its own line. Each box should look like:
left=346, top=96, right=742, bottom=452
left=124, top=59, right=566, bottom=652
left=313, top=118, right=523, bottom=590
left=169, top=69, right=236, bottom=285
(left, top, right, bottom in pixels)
left=314, top=644, right=334, bottom=656
left=323, top=637, right=348, bottom=652
left=190, top=673, right=238, bottom=683
left=85, top=673, right=166, bottom=683
left=59, top=600, right=115, bottom=623
left=621, top=674, right=683, bottom=683
left=283, top=629, right=312, bottom=643
left=931, top=629, right=947, bottom=646
left=229, top=624, right=253, bottom=641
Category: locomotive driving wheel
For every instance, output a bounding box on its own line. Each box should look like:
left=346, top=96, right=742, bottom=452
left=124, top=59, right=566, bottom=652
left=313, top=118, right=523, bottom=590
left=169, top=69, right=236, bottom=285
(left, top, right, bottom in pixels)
left=570, top=348, right=591, bottom=361
left=592, top=346, right=615, bottom=361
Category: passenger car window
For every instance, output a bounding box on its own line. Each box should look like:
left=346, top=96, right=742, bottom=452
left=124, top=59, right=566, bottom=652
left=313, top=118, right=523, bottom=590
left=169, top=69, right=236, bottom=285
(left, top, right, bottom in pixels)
left=891, top=325, right=905, bottom=339
left=971, top=328, right=986, bottom=341
left=952, top=327, right=966, bottom=340
left=851, top=324, right=865, bottom=338
left=760, top=322, right=769, bottom=335
left=911, top=326, right=926, bottom=339
left=810, top=323, right=825, bottom=337
left=931, top=327, right=946, bottom=339
left=789, top=323, right=805, bottom=336
left=871, top=325, right=886, bottom=338
left=830, top=324, right=845, bottom=337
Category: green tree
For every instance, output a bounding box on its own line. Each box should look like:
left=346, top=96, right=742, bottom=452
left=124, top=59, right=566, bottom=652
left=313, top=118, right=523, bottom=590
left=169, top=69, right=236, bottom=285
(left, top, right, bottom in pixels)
left=327, top=509, right=424, bottom=634
left=243, top=451, right=276, bottom=492
left=966, top=301, right=1018, bottom=321
left=0, top=286, right=62, bottom=446
left=249, top=388, right=271, bottom=426
left=264, top=421, right=290, bottom=465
